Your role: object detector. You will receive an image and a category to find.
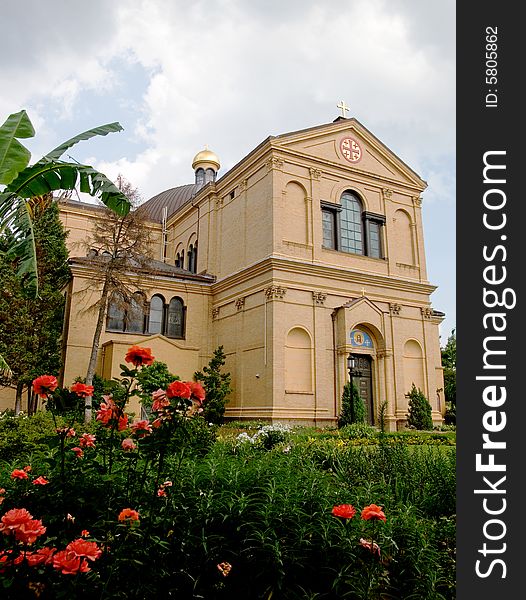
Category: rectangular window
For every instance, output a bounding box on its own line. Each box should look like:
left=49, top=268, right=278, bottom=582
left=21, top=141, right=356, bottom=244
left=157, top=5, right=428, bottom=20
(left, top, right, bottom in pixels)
left=322, top=209, right=337, bottom=249
left=363, top=212, right=385, bottom=259
left=367, top=221, right=381, bottom=258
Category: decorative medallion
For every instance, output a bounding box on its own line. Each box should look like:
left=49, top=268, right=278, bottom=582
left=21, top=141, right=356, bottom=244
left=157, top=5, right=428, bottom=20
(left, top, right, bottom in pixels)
left=349, top=329, right=374, bottom=348
left=340, top=137, right=362, bottom=164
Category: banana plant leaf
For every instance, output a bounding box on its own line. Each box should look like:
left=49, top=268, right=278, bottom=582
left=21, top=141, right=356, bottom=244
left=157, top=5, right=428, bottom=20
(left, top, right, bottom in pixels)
left=0, top=110, right=35, bottom=185
left=0, top=110, right=131, bottom=295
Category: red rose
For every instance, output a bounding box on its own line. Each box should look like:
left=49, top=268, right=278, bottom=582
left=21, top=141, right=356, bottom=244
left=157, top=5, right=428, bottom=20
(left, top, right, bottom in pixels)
left=71, top=447, right=84, bottom=459
left=118, top=508, right=140, bottom=522
left=15, top=518, right=46, bottom=545
left=11, top=469, right=29, bottom=480
left=190, top=382, right=206, bottom=402
left=79, top=433, right=96, bottom=448
left=121, top=438, right=136, bottom=451
left=0, top=508, right=33, bottom=535
left=32, top=476, right=49, bottom=486
left=130, top=419, right=152, bottom=437
left=166, top=380, right=192, bottom=399
left=53, top=549, right=90, bottom=575
left=331, top=504, right=357, bottom=519
left=32, top=375, right=58, bottom=397
left=70, top=382, right=95, bottom=398
left=361, top=504, right=386, bottom=522
left=25, top=546, right=56, bottom=567
left=66, top=539, right=102, bottom=562
left=125, top=346, right=154, bottom=367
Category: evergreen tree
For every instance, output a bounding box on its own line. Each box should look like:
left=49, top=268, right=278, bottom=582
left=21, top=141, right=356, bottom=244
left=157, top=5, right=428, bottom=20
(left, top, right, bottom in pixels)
left=194, top=346, right=232, bottom=425
left=441, top=329, right=456, bottom=424
left=406, top=383, right=433, bottom=430
left=338, top=382, right=366, bottom=427
left=0, top=195, right=71, bottom=413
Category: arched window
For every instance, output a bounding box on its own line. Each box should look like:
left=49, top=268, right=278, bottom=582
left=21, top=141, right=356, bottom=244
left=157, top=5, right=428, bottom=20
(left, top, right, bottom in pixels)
left=193, top=241, right=198, bottom=273
left=126, top=292, right=146, bottom=333
left=107, top=293, right=125, bottom=331
left=148, top=295, right=165, bottom=334
left=340, top=191, right=364, bottom=254
left=166, top=297, right=185, bottom=339
left=175, top=252, right=181, bottom=268
left=87, top=248, right=98, bottom=258
left=187, top=244, right=194, bottom=271
left=196, top=168, right=205, bottom=185
left=205, top=168, right=216, bottom=183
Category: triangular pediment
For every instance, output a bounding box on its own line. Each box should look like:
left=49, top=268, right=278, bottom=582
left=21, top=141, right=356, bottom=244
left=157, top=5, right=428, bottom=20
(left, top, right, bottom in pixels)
left=273, top=118, right=426, bottom=190
left=340, top=296, right=384, bottom=317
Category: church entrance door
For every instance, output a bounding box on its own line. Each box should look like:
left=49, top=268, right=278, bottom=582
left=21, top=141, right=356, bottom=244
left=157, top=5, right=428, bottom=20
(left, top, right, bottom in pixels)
left=351, top=354, right=374, bottom=425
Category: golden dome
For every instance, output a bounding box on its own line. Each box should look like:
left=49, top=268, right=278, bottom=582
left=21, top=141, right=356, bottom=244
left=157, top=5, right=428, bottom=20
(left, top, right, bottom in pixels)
left=192, top=147, right=220, bottom=170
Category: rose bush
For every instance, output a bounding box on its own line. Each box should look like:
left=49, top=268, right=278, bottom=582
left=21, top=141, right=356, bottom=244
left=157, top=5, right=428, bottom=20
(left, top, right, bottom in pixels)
left=0, top=345, right=455, bottom=599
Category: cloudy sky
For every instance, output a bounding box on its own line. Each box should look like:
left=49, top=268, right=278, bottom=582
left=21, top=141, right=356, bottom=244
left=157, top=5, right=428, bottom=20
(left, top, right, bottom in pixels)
left=3, top=0, right=455, bottom=338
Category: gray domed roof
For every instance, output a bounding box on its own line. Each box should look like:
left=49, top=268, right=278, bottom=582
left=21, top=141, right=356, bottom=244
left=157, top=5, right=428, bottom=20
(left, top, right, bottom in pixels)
left=140, top=183, right=202, bottom=223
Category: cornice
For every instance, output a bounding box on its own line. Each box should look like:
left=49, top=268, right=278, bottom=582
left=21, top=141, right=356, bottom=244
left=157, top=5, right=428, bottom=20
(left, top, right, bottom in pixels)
left=69, top=261, right=214, bottom=293
left=211, top=255, right=437, bottom=296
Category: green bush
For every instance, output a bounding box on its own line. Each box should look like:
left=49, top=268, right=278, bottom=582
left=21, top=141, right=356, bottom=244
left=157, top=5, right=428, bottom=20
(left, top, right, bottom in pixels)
left=194, top=346, right=232, bottom=425
left=444, top=400, right=456, bottom=425
left=339, top=422, right=377, bottom=440
left=0, top=351, right=455, bottom=599
left=338, top=382, right=366, bottom=427
left=406, top=384, right=433, bottom=430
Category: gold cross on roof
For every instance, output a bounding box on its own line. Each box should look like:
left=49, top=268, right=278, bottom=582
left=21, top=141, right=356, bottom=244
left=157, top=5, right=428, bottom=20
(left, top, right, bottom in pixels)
left=337, top=100, right=350, bottom=118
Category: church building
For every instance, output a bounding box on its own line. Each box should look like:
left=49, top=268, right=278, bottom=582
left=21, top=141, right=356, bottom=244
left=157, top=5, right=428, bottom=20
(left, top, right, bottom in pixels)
left=55, top=115, right=445, bottom=429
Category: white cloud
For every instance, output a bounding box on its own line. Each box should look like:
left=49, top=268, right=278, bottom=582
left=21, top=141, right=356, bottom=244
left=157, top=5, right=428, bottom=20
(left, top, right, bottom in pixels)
left=3, top=0, right=455, bottom=329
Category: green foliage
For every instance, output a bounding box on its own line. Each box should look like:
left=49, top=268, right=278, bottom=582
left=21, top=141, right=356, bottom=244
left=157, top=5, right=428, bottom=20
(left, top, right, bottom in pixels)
left=194, top=346, right=232, bottom=425
left=0, top=405, right=455, bottom=599
left=442, top=330, right=456, bottom=416
left=135, top=361, right=178, bottom=410
left=0, top=110, right=130, bottom=294
left=406, top=384, right=433, bottom=430
left=338, top=382, right=366, bottom=427
left=444, top=401, right=456, bottom=425
left=377, top=399, right=389, bottom=434
left=0, top=410, right=64, bottom=462
left=339, top=422, right=377, bottom=439
left=0, top=201, right=71, bottom=411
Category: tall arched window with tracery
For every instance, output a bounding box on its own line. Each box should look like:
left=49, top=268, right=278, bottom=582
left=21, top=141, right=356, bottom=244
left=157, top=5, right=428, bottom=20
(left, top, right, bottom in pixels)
left=148, top=294, right=165, bottom=334
left=340, top=191, right=364, bottom=254
left=107, top=293, right=125, bottom=331
left=187, top=244, right=194, bottom=272
left=166, top=297, right=185, bottom=339
left=126, top=292, right=146, bottom=333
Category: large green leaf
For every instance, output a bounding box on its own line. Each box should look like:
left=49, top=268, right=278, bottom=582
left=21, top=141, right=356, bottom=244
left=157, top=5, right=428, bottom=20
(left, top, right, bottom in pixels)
left=44, top=122, right=124, bottom=161
left=7, top=160, right=131, bottom=216
left=0, top=110, right=35, bottom=185
left=0, top=113, right=130, bottom=296
left=1, top=160, right=131, bottom=294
